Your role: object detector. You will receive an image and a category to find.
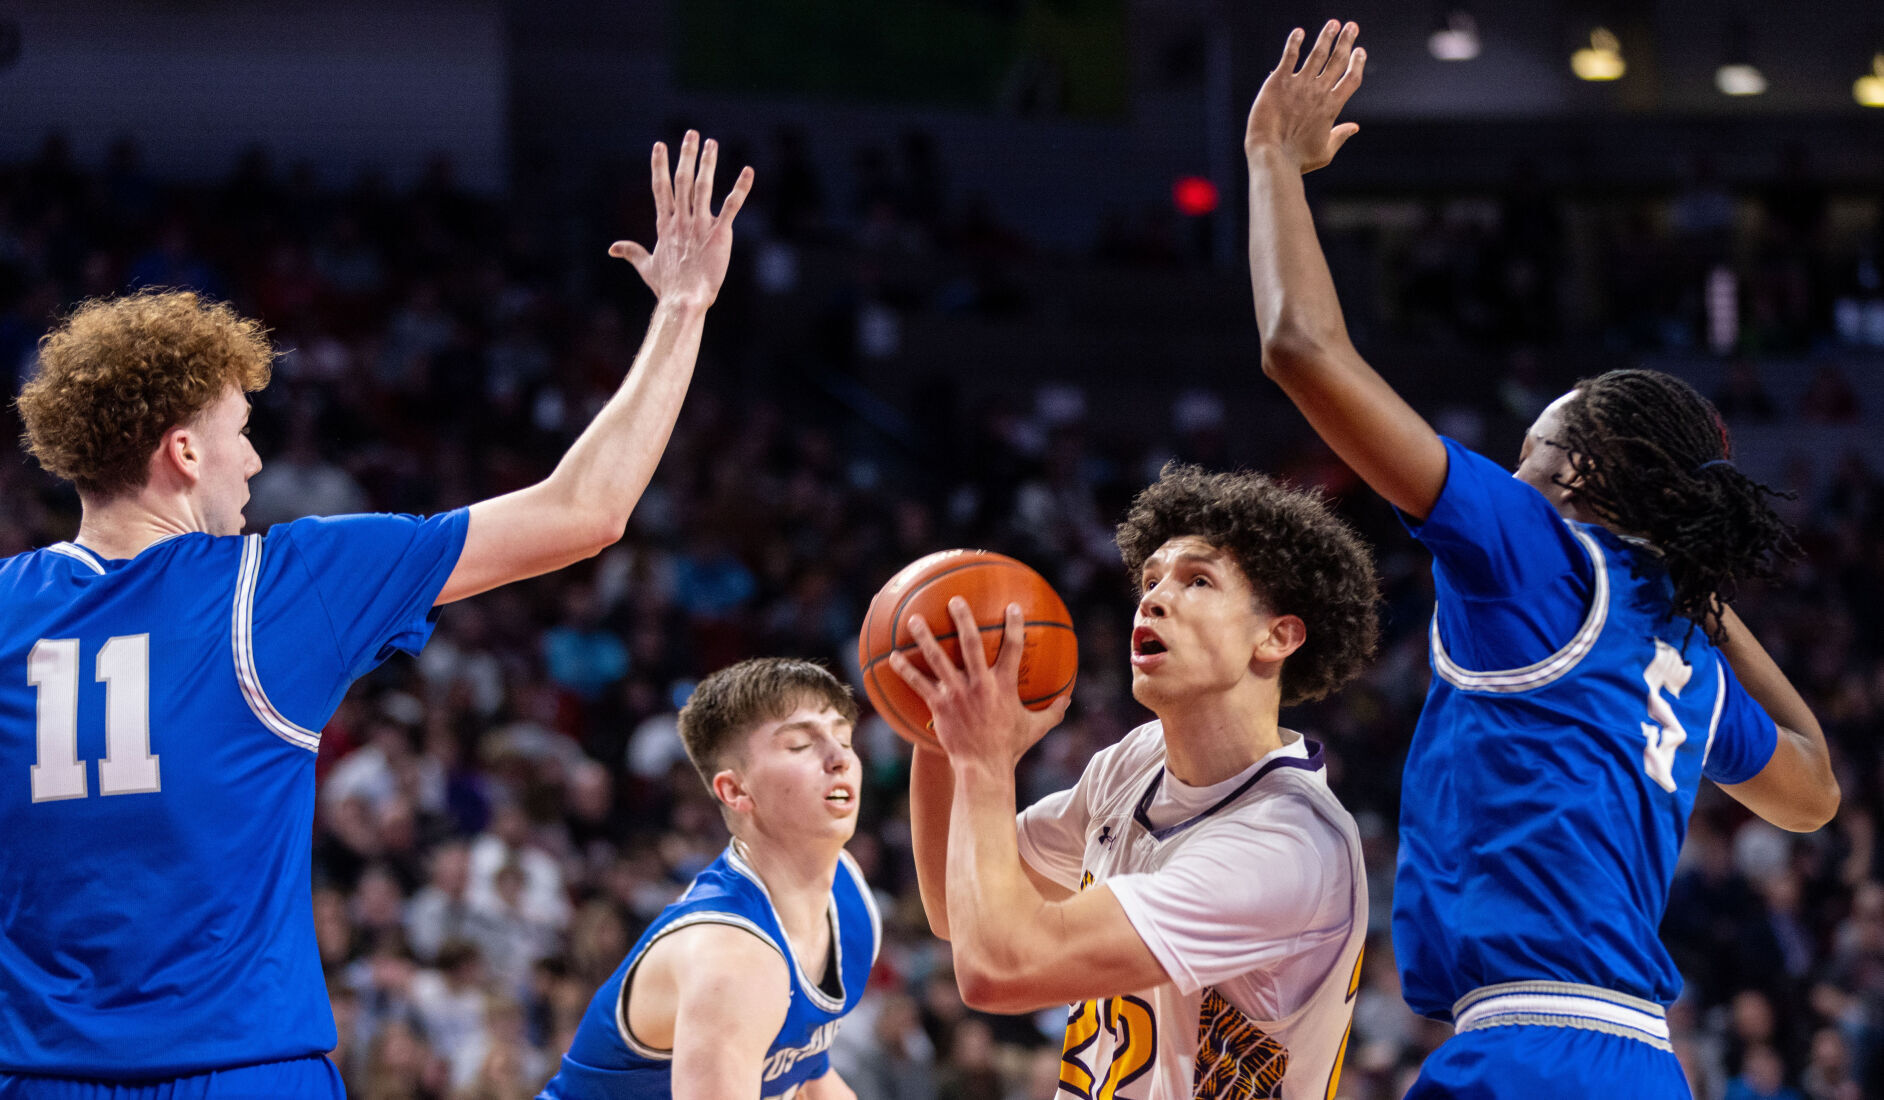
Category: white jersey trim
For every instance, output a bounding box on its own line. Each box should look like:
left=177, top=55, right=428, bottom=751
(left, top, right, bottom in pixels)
left=1431, top=525, right=1610, bottom=693
left=232, top=534, right=321, bottom=752
left=47, top=542, right=105, bottom=574
left=1453, top=982, right=1671, bottom=1050
left=838, top=848, right=884, bottom=966
left=1699, top=659, right=1728, bottom=768
left=728, top=842, right=849, bottom=1014
left=614, top=911, right=790, bottom=1061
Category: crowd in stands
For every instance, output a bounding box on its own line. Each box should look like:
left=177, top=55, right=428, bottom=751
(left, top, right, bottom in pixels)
left=1, top=127, right=1882, bottom=1100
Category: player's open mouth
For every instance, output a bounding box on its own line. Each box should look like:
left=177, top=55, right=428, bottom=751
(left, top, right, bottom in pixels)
left=1131, top=626, right=1168, bottom=669
left=825, top=786, right=855, bottom=810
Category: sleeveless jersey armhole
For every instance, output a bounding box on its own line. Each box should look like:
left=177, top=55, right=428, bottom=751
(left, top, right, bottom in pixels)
left=613, top=912, right=789, bottom=1059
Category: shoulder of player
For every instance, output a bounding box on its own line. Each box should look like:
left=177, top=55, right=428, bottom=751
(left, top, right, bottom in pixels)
left=1433, top=439, right=1567, bottom=527
left=1071, top=720, right=1169, bottom=812
left=1095, top=719, right=1168, bottom=776
left=644, top=919, right=793, bottom=1000
left=1186, top=780, right=1358, bottom=853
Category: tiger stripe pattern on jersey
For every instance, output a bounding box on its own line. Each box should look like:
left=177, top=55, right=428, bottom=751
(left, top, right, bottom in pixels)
left=1193, top=987, right=1288, bottom=1099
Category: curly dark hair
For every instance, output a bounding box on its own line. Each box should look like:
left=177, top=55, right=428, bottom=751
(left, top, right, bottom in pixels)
left=1115, top=463, right=1380, bottom=705
left=1551, top=369, right=1798, bottom=642
left=17, top=289, right=273, bottom=499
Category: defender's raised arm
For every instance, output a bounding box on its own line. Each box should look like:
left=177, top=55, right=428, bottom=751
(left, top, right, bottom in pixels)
left=1245, top=22, right=1448, bottom=520
left=439, top=131, right=754, bottom=604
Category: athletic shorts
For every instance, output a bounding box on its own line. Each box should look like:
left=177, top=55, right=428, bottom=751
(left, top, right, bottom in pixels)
left=0, top=1055, right=344, bottom=1100
left=1407, top=1025, right=1692, bottom=1099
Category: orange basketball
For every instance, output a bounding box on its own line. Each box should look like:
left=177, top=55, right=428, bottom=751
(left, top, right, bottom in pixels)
left=857, top=549, right=1078, bottom=749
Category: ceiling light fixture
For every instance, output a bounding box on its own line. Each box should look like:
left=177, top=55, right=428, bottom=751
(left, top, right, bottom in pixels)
left=1856, top=54, right=1884, bottom=107
left=1571, top=27, right=1625, bottom=81
left=1428, top=10, right=1481, bottom=62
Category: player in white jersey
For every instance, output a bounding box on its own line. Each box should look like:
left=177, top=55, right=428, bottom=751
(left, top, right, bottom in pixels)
left=899, top=465, right=1380, bottom=1100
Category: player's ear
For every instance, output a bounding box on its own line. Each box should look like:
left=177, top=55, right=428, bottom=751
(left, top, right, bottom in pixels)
left=710, top=768, right=751, bottom=815
left=152, top=424, right=202, bottom=487
left=1254, top=613, right=1307, bottom=664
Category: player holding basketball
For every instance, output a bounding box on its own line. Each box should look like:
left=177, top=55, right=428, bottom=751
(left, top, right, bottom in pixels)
left=1244, top=21, right=1838, bottom=1097
left=900, top=465, right=1379, bottom=1099
left=540, top=658, right=877, bottom=1100
left=0, top=132, right=748, bottom=1098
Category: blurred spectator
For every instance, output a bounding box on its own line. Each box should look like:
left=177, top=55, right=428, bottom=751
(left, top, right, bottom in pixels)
left=1726, top=1043, right=1805, bottom=1100
left=831, top=991, right=938, bottom=1100
left=469, top=802, right=570, bottom=935
left=407, top=841, right=478, bottom=965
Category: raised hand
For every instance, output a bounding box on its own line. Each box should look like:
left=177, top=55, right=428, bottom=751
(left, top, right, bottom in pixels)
left=610, top=130, right=755, bottom=308
left=1245, top=20, right=1366, bottom=174
left=888, top=599, right=1071, bottom=769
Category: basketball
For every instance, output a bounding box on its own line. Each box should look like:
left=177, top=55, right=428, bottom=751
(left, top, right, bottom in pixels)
left=857, top=549, right=1078, bottom=749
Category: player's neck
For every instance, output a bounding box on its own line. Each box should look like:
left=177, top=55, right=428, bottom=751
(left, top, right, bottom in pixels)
left=732, top=834, right=840, bottom=941
left=73, top=492, right=205, bottom=560
left=1153, top=689, right=1285, bottom=787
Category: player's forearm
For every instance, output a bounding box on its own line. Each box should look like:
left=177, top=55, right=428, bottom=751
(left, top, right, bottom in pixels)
left=909, top=745, right=955, bottom=940
left=671, top=1026, right=768, bottom=1100
left=1245, top=144, right=1448, bottom=518
left=1716, top=606, right=1838, bottom=828
left=1717, top=606, right=1823, bottom=744
left=944, top=759, right=1050, bottom=1010
left=669, top=1060, right=759, bottom=1100
left=1247, top=144, right=1355, bottom=370
left=543, top=298, right=710, bottom=545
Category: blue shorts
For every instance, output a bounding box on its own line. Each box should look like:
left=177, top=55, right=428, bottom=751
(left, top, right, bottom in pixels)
left=0, top=1056, right=343, bottom=1100
left=1408, top=1026, right=1691, bottom=1099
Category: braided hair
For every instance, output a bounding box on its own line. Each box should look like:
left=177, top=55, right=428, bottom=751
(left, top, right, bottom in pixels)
left=1550, top=368, right=1797, bottom=642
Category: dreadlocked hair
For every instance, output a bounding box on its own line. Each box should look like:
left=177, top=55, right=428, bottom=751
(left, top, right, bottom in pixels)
left=1551, top=368, right=1798, bottom=642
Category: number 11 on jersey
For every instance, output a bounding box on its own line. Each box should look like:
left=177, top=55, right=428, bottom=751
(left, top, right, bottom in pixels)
left=29, top=635, right=159, bottom=802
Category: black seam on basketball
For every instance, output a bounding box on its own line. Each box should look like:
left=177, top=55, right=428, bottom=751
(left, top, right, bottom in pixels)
left=865, top=660, right=928, bottom=742
left=859, top=620, right=1076, bottom=676
left=885, top=557, right=1038, bottom=659
left=1021, top=673, right=1077, bottom=708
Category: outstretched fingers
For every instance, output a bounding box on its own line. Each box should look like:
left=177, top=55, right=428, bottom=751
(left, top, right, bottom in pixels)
left=672, top=130, right=700, bottom=221
left=649, top=142, right=673, bottom=224
left=1302, top=20, right=1341, bottom=78
left=1275, top=27, right=1304, bottom=75
left=1333, top=43, right=1367, bottom=98
left=716, top=166, right=755, bottom=226
left=1321, top=22, right=1359, bottom=84
left=693, top=138, right=718, bottom=226
left=607, top=239, right=651, bottom=267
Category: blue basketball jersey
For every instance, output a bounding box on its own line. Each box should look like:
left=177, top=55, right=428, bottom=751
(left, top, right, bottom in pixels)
left=0, top=512, right=467, bottom=1079
left=1393, top=439, right=1776, bottom=1019
left=541, top=844, right=881, bottom=1100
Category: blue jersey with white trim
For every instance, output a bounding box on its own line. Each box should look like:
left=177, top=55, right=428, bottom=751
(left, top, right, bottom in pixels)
left=0, top=513, right=467, bottom=1078
left=541, top=844, right=881, bottom=1100
left=1393, top=439, right=1777, bottom=1019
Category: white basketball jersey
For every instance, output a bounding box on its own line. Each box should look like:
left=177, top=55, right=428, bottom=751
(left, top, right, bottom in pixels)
left=1020, top=723, right=1367, bottom=1100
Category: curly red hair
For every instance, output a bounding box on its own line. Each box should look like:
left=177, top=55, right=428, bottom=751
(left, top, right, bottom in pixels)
left=17, top=290, right=273, bottom=499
